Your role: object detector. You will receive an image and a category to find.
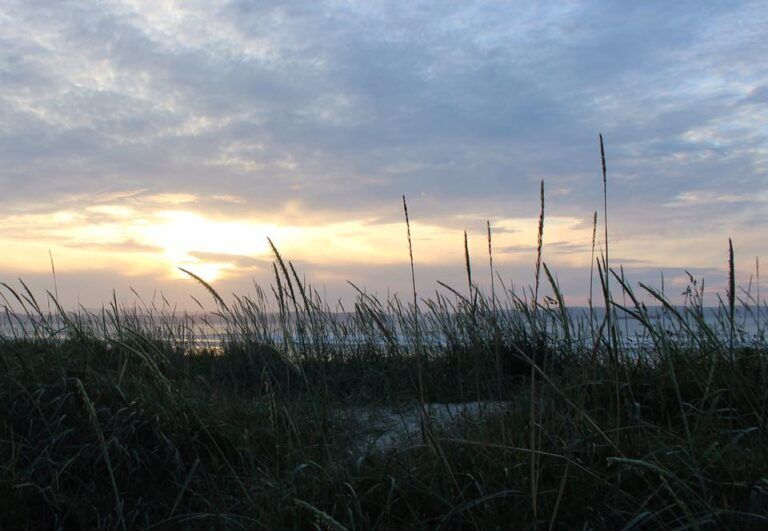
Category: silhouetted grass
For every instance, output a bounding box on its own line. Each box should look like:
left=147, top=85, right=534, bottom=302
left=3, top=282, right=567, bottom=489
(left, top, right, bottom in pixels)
left=1, top=244, right=766, bottom=530
left=1, top=140, right=767, bottom=529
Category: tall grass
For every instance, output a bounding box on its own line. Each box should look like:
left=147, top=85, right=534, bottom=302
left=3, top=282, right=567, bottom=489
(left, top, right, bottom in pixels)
left=1, top=156, right=767, bottom=529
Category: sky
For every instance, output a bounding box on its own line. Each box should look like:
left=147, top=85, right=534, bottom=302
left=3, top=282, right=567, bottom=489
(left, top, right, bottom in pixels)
left=0, top=0, right=767, bottom=309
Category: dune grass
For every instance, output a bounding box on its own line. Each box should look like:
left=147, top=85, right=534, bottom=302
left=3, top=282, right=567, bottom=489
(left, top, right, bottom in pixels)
left=2, top=143, right=768, bottom=529
left=1, top=235, right=766, bottom=530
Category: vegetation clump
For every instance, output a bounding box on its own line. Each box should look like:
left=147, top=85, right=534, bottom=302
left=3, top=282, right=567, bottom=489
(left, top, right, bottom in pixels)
left=1, top=155, right=766, bottom=528
left=1, top=248, right=767, bottom=530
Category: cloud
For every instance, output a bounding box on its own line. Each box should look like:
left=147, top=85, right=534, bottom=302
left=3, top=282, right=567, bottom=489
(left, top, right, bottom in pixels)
left=187, top=251, right=270, bottom=269
left=499, top=241, right=593, bottom=256
left=0, top=0, right=766, bottom=305
left=60, top=239, right=164, bottom=254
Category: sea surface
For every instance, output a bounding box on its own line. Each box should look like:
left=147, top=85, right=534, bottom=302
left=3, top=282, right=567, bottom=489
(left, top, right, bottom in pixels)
left=1, top=306, right=763, bottom=351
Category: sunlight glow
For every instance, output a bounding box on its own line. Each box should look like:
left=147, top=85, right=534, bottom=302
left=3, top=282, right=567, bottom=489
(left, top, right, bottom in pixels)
left=134, top=211, right=276, bottom=281
left=0, top=199, right=611, bottom=285
left=137, top=211, right=272, bottom=257
left=2, top=191, right=734, bottom=300
left=176, top=260, right=230, bottom=283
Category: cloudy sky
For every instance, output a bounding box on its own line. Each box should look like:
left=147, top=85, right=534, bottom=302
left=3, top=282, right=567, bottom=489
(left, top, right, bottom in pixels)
left=1, top=0, right=766, bottom=307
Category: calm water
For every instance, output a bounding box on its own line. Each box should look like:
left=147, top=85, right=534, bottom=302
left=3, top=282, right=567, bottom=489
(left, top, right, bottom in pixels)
left=1, top=306, right=763, bottom=351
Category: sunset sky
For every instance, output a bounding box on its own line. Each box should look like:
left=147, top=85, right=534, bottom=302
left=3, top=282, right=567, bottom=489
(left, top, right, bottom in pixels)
left=1, top=1, right=767, bottom=308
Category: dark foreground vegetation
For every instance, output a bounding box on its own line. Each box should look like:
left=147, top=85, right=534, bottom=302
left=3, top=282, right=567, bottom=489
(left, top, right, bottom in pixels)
left=1, top=250, right=767, bottom=530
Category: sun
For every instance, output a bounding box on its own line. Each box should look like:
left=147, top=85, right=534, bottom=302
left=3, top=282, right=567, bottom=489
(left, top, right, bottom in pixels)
left=134, top=210, right=274, bottom=281
left=176, top=260, right=229, bottom=283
